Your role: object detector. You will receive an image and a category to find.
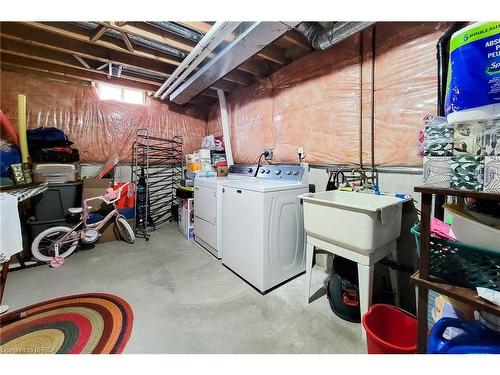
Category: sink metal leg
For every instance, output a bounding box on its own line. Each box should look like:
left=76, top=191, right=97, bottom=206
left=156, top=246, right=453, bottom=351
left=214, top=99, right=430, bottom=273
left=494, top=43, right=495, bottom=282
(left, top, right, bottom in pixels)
left=357, top=263, right=374, bottom=340
left=388, top=243, right=400, bottom=306
left=305, top=242, right=314, bottom=304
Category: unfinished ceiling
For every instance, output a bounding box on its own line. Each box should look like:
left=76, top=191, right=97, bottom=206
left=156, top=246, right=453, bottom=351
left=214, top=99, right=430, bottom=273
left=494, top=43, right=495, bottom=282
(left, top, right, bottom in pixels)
left=0, top=22, right=313, bottom=106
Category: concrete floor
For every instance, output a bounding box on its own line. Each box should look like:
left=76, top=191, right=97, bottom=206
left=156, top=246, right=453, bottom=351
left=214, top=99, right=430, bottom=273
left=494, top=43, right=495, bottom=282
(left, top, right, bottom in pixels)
left=4, top=224, right=365, bottom=353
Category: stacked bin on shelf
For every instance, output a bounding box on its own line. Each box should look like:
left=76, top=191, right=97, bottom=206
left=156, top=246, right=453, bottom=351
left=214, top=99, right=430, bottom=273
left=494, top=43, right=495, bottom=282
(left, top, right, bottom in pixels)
left=422, top=116, right=500, bottom=192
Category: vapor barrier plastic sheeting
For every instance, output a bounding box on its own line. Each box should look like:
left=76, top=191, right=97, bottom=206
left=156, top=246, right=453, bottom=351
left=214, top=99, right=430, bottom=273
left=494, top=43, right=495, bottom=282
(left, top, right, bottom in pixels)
left=208, top=22, right=452, bottom=167
left=0, top=71, right=207, bottom=162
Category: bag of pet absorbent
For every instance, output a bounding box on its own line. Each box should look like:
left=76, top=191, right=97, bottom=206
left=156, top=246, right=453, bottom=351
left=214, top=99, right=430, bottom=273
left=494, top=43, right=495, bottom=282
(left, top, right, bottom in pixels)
left=445, top=22, right=500, bottom=123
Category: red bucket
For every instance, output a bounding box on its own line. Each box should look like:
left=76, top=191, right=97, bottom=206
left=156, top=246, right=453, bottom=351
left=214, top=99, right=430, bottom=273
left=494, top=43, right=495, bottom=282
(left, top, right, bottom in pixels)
left=362, top=304, right=417, bottom=354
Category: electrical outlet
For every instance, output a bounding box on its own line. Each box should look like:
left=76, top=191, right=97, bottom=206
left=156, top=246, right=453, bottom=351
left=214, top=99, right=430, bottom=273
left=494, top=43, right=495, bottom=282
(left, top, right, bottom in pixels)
left=264, top=148, right=273, bottom=160
left=297, top=147, right=305, bottom=160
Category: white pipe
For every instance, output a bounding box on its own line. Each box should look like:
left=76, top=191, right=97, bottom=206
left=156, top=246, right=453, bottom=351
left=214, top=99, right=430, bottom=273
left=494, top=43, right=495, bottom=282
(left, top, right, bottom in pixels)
left=154, top=21, right=228, bottom=98
left=217, top=89, right=234, bottom=166
left=161, top=22, right=240, bottom=100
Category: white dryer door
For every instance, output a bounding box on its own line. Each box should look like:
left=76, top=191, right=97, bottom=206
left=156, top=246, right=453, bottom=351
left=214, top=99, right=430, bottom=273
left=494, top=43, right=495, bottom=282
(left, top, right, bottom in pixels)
left=221, top=186, right=264, bottom=290
left=194, top=185, right=216, bottom=224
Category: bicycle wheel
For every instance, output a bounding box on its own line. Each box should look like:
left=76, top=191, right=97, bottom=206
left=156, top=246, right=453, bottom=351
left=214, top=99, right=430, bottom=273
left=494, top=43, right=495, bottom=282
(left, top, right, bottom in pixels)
left=116, top=217, right=135, bottom=244
left=31, top=226, right=79, bottom=263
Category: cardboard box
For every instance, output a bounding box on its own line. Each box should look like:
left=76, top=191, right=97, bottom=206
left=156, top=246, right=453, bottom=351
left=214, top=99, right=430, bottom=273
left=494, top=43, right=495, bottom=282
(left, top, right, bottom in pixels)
left=453, top=122, right=487, bottom=156
left=178, top=197, right=194, bottom=240
left=477, top=121, right=500, bottom=156
left=424, top=123, right=454, bottom=156
left=450, top=155, right=484, bottom=191
left=483, top=156, right=500, bottom=193
left=423, top=156, right=452, bottom=188
left=98, top=218, right=134, bottom=243
left=216, top=166, right=228, bottom=177
left=82, top=178, right=112, bottom=212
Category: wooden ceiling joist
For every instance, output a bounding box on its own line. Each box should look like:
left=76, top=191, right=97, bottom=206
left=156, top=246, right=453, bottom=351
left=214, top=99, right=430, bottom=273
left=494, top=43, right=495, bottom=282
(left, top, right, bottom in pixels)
left=0, top=48, right=164, bottom=87
left=10, top=22, right=247, bottom=91
left=0, top=38, right=218, bottom=101
left=281, top=31, right=312, bottom=51
left=90, top=25, right=109, bottom=42
left=23, top=22, right=184, bottom=67
left=0, top=56, right=160, bottom=92
left=103, top=22, right=196, bottom=53
left=0, top=23, right=177, bottom=76
left=1, top=63, right=92, bottom=86
left=73, top=54, right=91, bottom=69
left=237, top=59, right=269, bottom=77
left=223, top=70, right=253, bottom=86
left=175, top=21, right=214, bottom=34
left=0, top=21, right=313, bottom=105
left=1, top=38, right=237, bottom=94
left=257, top=45, right=289, bottom=65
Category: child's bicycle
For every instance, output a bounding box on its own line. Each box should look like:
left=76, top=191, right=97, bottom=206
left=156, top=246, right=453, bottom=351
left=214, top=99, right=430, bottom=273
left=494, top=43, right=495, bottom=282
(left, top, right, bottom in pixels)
left=31, top=182, right=135, bottom=266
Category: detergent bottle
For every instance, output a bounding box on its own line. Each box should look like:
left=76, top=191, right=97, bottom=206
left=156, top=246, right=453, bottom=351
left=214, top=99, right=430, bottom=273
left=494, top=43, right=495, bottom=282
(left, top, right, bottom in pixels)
left=428, top=311, right=500, bottom=354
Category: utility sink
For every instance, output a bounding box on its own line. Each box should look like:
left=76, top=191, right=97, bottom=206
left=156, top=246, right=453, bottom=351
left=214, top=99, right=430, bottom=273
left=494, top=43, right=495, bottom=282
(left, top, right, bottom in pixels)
left=300, top=190, right=408, bottom=255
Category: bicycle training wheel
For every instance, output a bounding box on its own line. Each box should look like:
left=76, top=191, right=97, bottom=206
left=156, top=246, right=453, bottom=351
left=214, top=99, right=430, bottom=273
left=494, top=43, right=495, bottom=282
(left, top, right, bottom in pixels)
left=31, top=226, right=79, bottom=263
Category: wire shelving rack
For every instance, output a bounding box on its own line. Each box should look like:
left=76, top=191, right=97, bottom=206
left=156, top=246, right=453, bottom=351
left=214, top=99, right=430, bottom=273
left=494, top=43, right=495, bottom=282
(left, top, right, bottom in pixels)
left=131, top=129, right=183, bottom=240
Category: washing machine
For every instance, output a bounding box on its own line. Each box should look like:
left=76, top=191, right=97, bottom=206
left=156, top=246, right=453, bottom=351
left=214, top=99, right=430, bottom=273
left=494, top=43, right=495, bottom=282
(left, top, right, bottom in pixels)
left=193, top=164, right=257, bottom=259
left=221, top=164, right=309, bottom=292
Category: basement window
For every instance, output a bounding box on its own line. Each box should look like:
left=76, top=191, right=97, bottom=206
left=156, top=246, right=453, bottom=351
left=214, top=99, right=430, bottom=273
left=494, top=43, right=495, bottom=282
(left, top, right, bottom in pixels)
left=97, top=82, right=146, bottom=105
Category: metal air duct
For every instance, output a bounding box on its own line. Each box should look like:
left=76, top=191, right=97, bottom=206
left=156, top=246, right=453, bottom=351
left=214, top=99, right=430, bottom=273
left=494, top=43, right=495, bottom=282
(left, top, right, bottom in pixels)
left=296, top=22, right=375, bottom=50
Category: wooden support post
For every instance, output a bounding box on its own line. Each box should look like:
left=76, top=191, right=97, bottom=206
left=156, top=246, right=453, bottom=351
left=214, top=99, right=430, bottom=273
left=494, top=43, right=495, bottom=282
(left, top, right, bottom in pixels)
left=417, top=192, right=432, bottom=353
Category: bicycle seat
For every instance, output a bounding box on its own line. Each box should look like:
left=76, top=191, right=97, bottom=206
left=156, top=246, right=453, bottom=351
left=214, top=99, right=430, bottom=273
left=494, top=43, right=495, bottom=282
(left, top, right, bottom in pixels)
left=68, top=207, right=88, bottom=214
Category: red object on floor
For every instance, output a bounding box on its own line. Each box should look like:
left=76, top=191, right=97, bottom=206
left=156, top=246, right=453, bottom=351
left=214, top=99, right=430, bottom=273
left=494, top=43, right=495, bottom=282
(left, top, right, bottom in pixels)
left=362, top=304, right=417, bottom=354
left=114, top=182, right=135, bottom=209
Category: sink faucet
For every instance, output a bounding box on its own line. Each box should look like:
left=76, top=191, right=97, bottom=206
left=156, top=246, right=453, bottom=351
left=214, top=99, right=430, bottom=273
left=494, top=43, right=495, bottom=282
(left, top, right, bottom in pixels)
left=351, top=168, right=370, bottom=190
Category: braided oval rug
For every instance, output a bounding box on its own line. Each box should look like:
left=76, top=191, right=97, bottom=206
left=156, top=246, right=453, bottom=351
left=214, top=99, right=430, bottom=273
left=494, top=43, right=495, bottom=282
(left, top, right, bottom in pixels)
left=0, top=293, right=133, bottom=354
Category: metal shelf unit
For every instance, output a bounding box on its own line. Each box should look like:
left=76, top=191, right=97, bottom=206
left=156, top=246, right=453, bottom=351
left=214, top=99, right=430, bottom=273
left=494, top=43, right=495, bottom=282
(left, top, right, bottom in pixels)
left=131, top=129, right=183, bottom=240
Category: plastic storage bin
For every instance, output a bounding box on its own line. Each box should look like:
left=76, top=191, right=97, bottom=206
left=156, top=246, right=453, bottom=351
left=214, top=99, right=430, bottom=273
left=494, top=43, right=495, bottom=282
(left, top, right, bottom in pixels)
left=362, top=304, right=417, bottom=354
left=31, top=182, right=83, bottom=221
left=25, top=218, right=73, bottom=245
left=411, top=223, right=500, bottom=291
left=32, top=163, right=80, bottom=183
left=444, top=204, right=500, bottom=254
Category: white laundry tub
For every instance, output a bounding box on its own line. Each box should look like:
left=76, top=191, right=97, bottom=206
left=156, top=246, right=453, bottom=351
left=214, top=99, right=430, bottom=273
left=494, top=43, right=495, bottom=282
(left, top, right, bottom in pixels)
left=300, top=190, right=406, bottom=255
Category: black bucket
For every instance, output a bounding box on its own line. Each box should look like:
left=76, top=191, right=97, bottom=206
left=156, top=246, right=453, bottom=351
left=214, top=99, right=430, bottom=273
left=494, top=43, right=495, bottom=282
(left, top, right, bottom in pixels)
left=327, top=256, right=361, bottom=323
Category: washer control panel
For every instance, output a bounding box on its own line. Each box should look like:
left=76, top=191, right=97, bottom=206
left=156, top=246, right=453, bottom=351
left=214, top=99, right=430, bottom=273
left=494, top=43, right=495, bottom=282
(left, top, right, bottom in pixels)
left=227, top=164, right=258, bottom=176
left=256, top=165, right=304, bottom=181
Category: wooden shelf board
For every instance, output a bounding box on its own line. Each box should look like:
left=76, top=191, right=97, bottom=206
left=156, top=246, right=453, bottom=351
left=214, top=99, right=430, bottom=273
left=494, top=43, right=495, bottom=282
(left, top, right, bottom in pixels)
left=411, top=271, right=500, bottom=315
left=414, top=186, right=500, bottom=201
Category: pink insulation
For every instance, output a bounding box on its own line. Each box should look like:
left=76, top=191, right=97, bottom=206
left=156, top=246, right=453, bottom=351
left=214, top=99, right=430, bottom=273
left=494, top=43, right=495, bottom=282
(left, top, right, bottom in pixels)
left=373, top=22, right=451, bottom=166
left=1, top=22, right=452, bottom=167
left=0, top=71, right=207, bottom=162
left=207, top=22, right=452, bottom=167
